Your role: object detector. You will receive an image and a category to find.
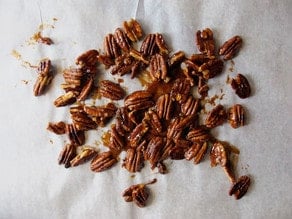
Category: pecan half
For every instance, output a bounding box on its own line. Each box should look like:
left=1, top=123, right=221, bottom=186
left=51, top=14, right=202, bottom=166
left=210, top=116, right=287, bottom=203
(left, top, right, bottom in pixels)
left=63, top=68, right=83, bottom=87
left=198, top=77, right=209, bottom=97
left=156, top=94, right=173, bottom=120
left=229, top=175, right=251, bottom=200
left=54, top=91, right=77, bottom=107
left=97, top=54, right=115, bottom=68
left=109, top=125, right=125, bottom=154
left=157, top=161, right=168, bottom=174
left=210, top=141, right=228, bottom=167
left=155, top=33, right=169, bottom=55
left=143, top=109, right=163, bottom=134
left=129, top=123, right=149, bottom=148
left=219, top=36, right=242, bottom=61
left=115, top=107, right=135, bottom=136
left=205, top=104, right=227, bottom=128
left=84, top=103, right=117, bottom=118
left=111, top=54, right=138, bottom=76
left=185, top=142, right=208, bottom=164
left=228, top=104, right=245, bottom=128
left=58, top=144, right=76, bottom=168
left=129, top=48, right=149, bottom=64
left=168, top=51, right=185, bottom=68
left=149, top=54, right=169, bottom=82
left=144, top=136, right=164, bottom=168
left=124, top=90, right=154, bottom=112
left=198, top=58, right=224, bottom=79
left=99, top=80, right=126, bottom=100
left=70, top=105, right=97, bottom=131
left=77, top=76, right=94, bottom=101
left=90, top=151, right=117, bottom=172
left=114, top=28, right=130, bottom=52
left=123, top=19, right=143, bottom=42
left=70, top=147, right=98, bottom=167
left=103, top=34, right=121, bottom=59
left=170, top=78, right=192, bottom=103
left=140, top=34, right=157, bottom=56
left=196, top=28, right=215, bottom=57
left=66, top=124, right=85, bottom=146
left=75, top=49, right=99, bottom=71
left=47, top=121, right=66, bottom=135
left=123, top=146, right=144, bottom=172
left=33, top=58, right=53, bottom=96
left=231, top=74, right=251, bottom=99
left=187, top=126, right=211, bottom=143
left=181, top=95, right=200, bottom=116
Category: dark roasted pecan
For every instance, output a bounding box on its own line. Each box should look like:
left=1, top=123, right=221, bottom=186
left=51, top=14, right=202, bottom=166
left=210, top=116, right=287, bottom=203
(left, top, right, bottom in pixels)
left=66, top=124, right=85, bottom=146
left=168, top=51, right=185, bottom=68
left=198, top=77, right=209, bottom=97
left=210, top=141, right=228, bottom=167
left=77, top=76, right=94, bottom=101
left=99, top=80, right=126, bottom=100
left=156, top=94, right=173, bottom=121
left=143, top=109, right=163, bottom=134
left=109, top=125, right=125, bottom=154
left=149, top=54, right=169, bottom=82
left=70, top=147, right=98, bottom=167
left=229, top=175, right=251, bottom=200
left=123, top=146, right=144, bottom=172
left=198, top=58, right=224, bottom=79
left=196, top=28, right=215, bottom=57
left=231, top=74, right=251, bottom=99
left=155, top=33, right=169, bottom=55
left=187, top=126, right=211, bottom=143
left=205, top=104, right=227, bottom=128
left=115, top=107, right=135, bottom=136
left=54, top=91, right=77, bottom=107
left=75, top=49, right=99, bottom=71
left=181, top=95, right=200, bottom=116
left=228, top=104, right=245, bottom=128
left=144, top=136, right=164, bottom=169
left=169, top=146, right=185, bottom=160
left=47, top=121, right=66, bottom=135
left=33, top=58, right=53, bottom=96
left=58, top=144, right=76, bottom=168
left=70, top=105, right=97, bottom=131
left=170, top=78, right=192, bottom=103
left=185, top=142, right=208, bottom=164
left=114, top=28, right=130, bottom=52
left=124, top=90, right=154, bottom=112
left=123, top=19, right=143, bottom=42
left=219, top=36, right=242, bottom=61
left=140, top=34, right=157, bottom=56
left=122, top=179, right=156, bottom=207
left=129, top=123, right=149, bottom=148
left=90, top=151, right=117, bottom=172
left=103, top=34, right=121, bottom=59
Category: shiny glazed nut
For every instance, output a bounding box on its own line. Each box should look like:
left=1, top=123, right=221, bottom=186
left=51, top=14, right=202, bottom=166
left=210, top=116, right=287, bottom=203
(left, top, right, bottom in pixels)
left=115, top=107, right=135, bottom=136
left=58, top=144, right=76, bottom=168
left=114, top=28, right=130, bottom=52
left=129, top=123, right=149, bottom=148
left=210, top=141, right=228, bottom=167
left=168, top=51, right=185, bottom=68
left=149, top=54, right=168, bottom=82
left=198, top=77, right=209, bottom=97
left=205, top=104, right=227, bottom=128
left=77, top=76, right=94, bottom=101
left=66, top=124, right=85, bottom=146
left=140, top=34, right=157, bottom=56
left=33, top=58, right=53, bottom=96
left=83, top=103, right=117, bottom=118
left=196, top=28, right=215, bottom=57
left=109, top=125, right=125, bottom=154
left=156, top=94, right=173, bottom=120
left=228, top=104, right=245, bottom=128
left=123, top=19, right=143, bottom=42
left=198, top=58, right=224, bottom=79
left=129, top=48, right=149, bottom=64
left=75, top=49, right=99, bottom=69
left=124, top=90, right=154, bottom=111
left=97, top=54, right=115, bottom=68
left=63, top=68, right=83, bottom=86
left=70, top=106, right=97, bottom=131
left=99, top=80, right=126, bottom=100
left=155, top=33, right=169, bottom=55
left=123, top=147, right=144, bottom=172
left=47, top=121, right=66, bottom=135
left=111, top=54, right=137, bottom=76
left=229, top=175, right=251, bottom=200
left=144, top=136, right=164, bottom=169
left=70, top=147, right=98, bottom=167
left=187, top=126, right=211, bottom=143
left=231, top=74, right=251, bottom=99
left=181, top=95, right=200, bottom=116
left=54, top=91, right=77, bottom=107
left=219, top=36, right=242, bottom=60
left=103, top=34, right=121, bottom=59
left=170, top=78, right=193, bottom=103
left=90, top=151, right=117, bottom=172
left=143, top=109, right=163, bottom=134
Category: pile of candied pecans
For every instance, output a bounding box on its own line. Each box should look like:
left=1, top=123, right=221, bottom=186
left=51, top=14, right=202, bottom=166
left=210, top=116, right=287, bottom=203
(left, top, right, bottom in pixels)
left=33, top=19, right=252, bottom=207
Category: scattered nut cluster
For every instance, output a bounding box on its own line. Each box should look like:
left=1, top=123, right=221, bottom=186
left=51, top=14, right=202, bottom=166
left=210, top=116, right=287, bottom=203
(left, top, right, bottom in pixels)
left=33, top=19, right=252, bottom=206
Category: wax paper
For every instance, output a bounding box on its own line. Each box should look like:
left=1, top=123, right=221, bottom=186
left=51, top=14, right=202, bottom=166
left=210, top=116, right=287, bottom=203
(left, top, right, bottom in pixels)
left=0, top=0, right=291, bottom=218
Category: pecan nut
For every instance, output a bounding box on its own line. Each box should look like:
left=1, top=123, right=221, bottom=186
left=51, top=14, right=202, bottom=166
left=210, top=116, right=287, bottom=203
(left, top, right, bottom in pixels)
left=149, top=54, right=169, bottom=82
left=58, top=144, right=76, bottom=168
left=210, top=141, right=228, bottom=167
left=124, top=90, right=154, bottom=112
left=231, top=74, right=251, bottom=99
left=156, top=94, right=173, bottom=121
left=228, top=104, right=245, bottom=128
left=84, top=103, right=117, bottom=118
left=123, top=147, right=144, bottom=172
left=114, top=28, right=130, bottom=52
left=198, top=77, right=209, bottom=97
left=123, top=19, right=143, bottom=42
left=196, top=28, right=215, bottom=57
left=168, top=51, right=185, bottom=68
left=77, top=76, right=94, bottom=101
left=103, top=33, right=121, bottom=59
left=144, top=136, right=164, bottom=169
left=115, top=107, right=135, bottom=136
left=70, top=105, right=97, bottom=131
left=181, top=95, right=200, bottom=116
left=155, top=33, right=169, bottom=55
left=170, top=78, right=192, bottom=103
left=140, top=34, right=157, bottom=56
left=99, top=80, right=126, bottom=100
left=143, top=109, right=163, bottom=134
left=47, top=121, right=66, bottom=135
left=205, top=104, right=227, bottom=128
left=229, top=175, right=251, bottom=200
left=198, top=58, right=224, bottom=79
left=66, top=124, right=85, bottom=146
left=33, top=58, right=53, bottom=96
left=62, top=68, right=83, bottom=87
left=129, top=123, right=149, bottom=148
left=70, top=147, right=98, bottom=167
left=185, top=142, right=208, bottom=164
left=90, top=151, right=117, bottom=172
left=75, top=49, right=99, bottom=71
left=187, top=126, right=211, bottom=143
left=54, top=91, right=77, bottom=107
left=111, top=54, right=138, bottom=76
left=219, top=36, right=242, bottom=61
left=109, top=125, right=125, bottom=154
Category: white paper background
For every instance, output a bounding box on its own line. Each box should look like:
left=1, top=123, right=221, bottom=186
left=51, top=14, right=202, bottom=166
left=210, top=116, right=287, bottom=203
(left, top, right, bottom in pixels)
left=0, top=0, right=291, bottom=218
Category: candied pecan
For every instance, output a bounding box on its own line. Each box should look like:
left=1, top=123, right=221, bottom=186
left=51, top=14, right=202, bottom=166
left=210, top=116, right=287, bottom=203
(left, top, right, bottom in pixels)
left=168, top=51, right=185, bottom=68
left=54, top=91, right=77, bottom=107
left=123, top=19, right=143, bottom=42
left=58, top=144, right=76, bottom=168
left=124, top=90, right=154, bottom=112
left=187, top=126, right=211, bottom=143
left=99, top=80, right=126, bottom=100
left=185, top=142, right=208, bottom=164
left=189, top=53, right=210, bottom=65
left=161, top=140, right=175, bottom=160
left=47, top=121, right=66, bottom=135
left=115, top=107, right=135, bottom=136
left=170, top=78, right=192, bottom=103
left=70, top=147, right=98, bottom=167
left=140, top=34, right=157, bottom=56
left=198, top=77, right=209, bottom=97
left=155, top=33, right=169, bottom=55
left=143, top=109, right=163, bottom=134
left=198, top=58, right=224, bottom=79
left=33, top=58, right=53, bottom=96
left=219, top=36, right=242, bottom=61
left=129, top=48, right=149, bottom=64
left=181, top=95, right=200, bottom=116
left=169, top=146, right=185, bottom=160
left=196, top=28, right=215, bottom=57
left=114, top=28, right=130, bottom=52
left=77, top=76, right=94, bottom=102
left=111, top=54, right=138, bottom=76
left=109, top=125, right=125, bottom=154
left=90, top=151, right=117, bottom=172
left=149, top=54, right=169, bottom=82
left=229, top=175, right=251, bottom=200
left=228, top=104, right=245, bottom=128
left=75, top=49, right=99, bottom=70
left=144, top=136, right=164, bottom=169
left=66, top=124, right=85, bottom=146
left=84, top=103, right=117, bottom=118
left=70, top=105, right=97, bottom=131
left=166, top=118, right=183, bottom=141
left=123, top=147, right=144, bottom=172
left=210, top=141, right=228, bottom=167
left=62, top=68, right=83, bottom=87
left=103, top=34, right=121, bottom=59
left=129, top=123, right=149, bottom=148
left=156, top=94, right=173, bottom=121
left=97, top=54, right=115, bottom=68
left=122, top=179, right=156, bottom=207
left=231, top=74, right=251, bottom=98
left=205, top=104, right=227, bottom=128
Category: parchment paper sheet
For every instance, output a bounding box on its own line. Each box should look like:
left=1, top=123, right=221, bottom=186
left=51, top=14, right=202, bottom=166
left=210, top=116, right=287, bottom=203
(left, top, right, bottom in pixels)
left=0, top=0, right=291, bottom=218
